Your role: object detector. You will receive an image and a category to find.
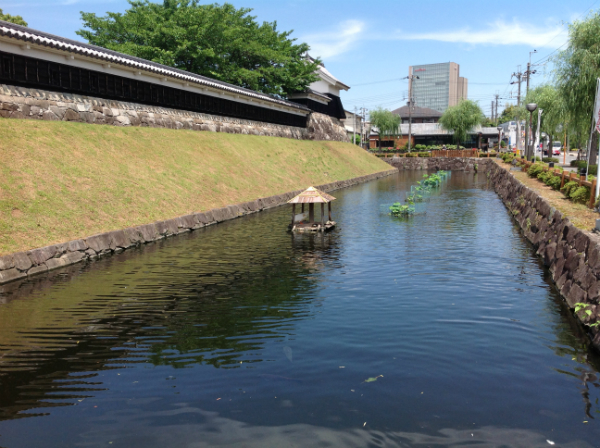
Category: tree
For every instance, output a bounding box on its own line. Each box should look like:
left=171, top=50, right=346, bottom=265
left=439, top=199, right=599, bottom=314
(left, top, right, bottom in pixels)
left=555, top=10, right=600, bottom=162
left=498, top=104, right=525, bottom=125
left=0, top=8, right=27, bottom=26
left=369, top=107, right=400, bottom=149
left=522, top=84, right=566, bottom=153
left=77, top=0, right=320, bottom=96
left=438, top=100, right=485, bottom=149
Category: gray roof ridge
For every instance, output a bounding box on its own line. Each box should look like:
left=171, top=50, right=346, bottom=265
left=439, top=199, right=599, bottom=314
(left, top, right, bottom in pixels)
left=0, top=20, right=309, bottom=112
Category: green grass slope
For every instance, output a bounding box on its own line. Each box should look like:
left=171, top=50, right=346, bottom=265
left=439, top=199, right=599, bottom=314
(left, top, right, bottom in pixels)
left=0, top=119, right=390, bottom=255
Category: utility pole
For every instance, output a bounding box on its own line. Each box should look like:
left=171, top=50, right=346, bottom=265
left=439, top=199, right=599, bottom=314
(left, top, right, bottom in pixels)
left=494, top=94, right=499, bottom=125
left=511, top=68, right=524, bottom=155
left=491, top=101, right=495, bottom=123
left=406, top=74, right=419, bottom=152
left=353, top=106, right=357, bottom=146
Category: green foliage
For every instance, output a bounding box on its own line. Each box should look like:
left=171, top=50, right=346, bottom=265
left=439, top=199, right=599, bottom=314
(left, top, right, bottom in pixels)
left=574, top=302, right=599, bottom=327
left=501, top=153, right=515, bottom=163
left=527, top=163, right=545, bottom=178
left=570, top=185, right=591, bottom=203
left=523, top=84, right=565, bottom=138
left=555, top=10, right=600, bottom=145
left=0, top=8, right=27, bottom=26
left=370, top=108, right=401, bottom=141
left=389, top=202, right=414, bottom=216
left=438, top=100, right=485, bottom=149
left=498, top=104, right=525, bottom=124
left=417, top=151, right=431, bottom=157
left=543, top=157, right=559, bottom=163
left=77, top=0, right=319, bottom=96
left=547, top=175, right=562, bottom=190
left=561, top=180, right=580, bottom=197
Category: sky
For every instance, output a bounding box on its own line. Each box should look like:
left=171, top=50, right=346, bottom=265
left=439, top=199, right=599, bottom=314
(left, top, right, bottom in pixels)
left=1, top=0, right=597, bottom=118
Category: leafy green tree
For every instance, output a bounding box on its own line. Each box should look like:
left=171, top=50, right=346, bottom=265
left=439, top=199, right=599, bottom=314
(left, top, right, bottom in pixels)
left=498, top=104, right=525, bottom=125
left=522, top=84, right=566, bottom=152
left=438, top=100, right=485, bottom=149
left=0, top=8, right=27, bottom=26
left=369, top=107, right=400, bottom=149
left=555, top=9, right=600, bottom=161
left=77, top=0, right=320, bottom=96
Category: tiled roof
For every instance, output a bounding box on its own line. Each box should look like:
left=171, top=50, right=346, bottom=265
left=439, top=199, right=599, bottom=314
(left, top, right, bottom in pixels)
left=391, top=104, right=443, bottom=118
left=0, top=20, right=309, bottom=112
left=288, top=186, right=336, bottom=204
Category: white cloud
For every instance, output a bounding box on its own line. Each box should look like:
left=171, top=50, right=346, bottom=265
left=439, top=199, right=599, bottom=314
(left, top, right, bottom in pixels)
left=395, top=19, right=568, bottom=48
left=303, top=20, right=364, bottom=59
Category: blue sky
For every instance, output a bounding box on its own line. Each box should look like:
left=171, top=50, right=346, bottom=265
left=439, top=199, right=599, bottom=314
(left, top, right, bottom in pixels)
left=1, top=0, right=596, bottom=117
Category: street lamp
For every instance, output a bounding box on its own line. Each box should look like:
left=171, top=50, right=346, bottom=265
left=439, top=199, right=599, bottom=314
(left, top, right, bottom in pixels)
left=526, top=103, right=538, bottom=160
left=497, top=126, right=503, bottom=155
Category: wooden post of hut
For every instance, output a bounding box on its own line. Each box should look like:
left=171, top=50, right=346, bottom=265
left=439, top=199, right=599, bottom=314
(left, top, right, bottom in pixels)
left=287, top=186, right=336, bottom=232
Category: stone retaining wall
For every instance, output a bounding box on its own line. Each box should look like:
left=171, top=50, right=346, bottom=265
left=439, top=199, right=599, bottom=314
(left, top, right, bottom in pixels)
left=0, top=169, right=397, bottom=286
left=0, top=84, right=348, bottom=142
left=385, top=156, right=483, bottom=171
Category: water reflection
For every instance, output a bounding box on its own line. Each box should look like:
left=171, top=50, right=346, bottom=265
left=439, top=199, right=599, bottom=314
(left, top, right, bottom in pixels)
left=1, top=172, right=600, bottom=447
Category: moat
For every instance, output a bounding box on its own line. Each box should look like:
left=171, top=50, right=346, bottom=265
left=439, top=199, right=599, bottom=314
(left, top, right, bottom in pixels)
left=0, top=171, right=599, bottom=447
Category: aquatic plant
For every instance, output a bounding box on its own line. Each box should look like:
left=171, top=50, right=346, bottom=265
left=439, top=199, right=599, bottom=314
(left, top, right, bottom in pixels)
left=389, top=202, right=415, bottom=216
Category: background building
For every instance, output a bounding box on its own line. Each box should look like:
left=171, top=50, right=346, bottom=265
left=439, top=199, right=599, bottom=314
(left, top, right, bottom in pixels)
left=408, top=62, right=468, bottom=113
left=391, top=103, right=442, bottom=124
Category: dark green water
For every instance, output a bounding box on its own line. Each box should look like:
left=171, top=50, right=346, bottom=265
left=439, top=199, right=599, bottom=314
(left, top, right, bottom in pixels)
left=1, top=171, right=600, bottom=447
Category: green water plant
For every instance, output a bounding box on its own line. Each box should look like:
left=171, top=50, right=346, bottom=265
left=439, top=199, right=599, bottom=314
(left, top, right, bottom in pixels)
left=389, top=202, right=415, bottom=216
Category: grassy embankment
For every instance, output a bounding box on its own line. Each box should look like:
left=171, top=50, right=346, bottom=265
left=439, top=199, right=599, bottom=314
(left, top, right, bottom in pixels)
left=0, top=119, right=391, bottom=255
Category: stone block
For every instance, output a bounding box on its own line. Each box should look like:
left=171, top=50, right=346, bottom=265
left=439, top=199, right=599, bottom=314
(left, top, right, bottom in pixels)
left=28, top=245, right=58, bottom=266
left=211, top=207, right=228, bottom=222
left=13, top=252, right=33, bottom=271
left=0, top=255, right=14, bottom=271
left=108, top=230, right=130, bottom=248
left=67, top=239, right=88, bottom=252
left=124, top=227, right=145, bottom=246
left=27, top=264, right=48, bottom=277
left=195, top=211, right=214, bottom=225
left=0, top=268, right=26, bottom=284
left=574, top=232, right=590, bottom=255
left=46, top=251, right=85, bottom=271
left=178, top=214, right=196, bottom=230
left=567, top=283, right=587, bottom=308
left=86, top=233, right=113, bottom=254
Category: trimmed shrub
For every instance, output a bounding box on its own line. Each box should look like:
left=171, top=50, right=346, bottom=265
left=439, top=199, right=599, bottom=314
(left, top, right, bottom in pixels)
left=527, top=163, right=545, bottom=178
left=417, top=151, right=431, bottom=157
left=537, top=171, right=551, bottom=183
left=561, top=181, right=579, bottom=197
left=405, top=152, right=418, bottom=157
left=542, top=157, right=559, bottom=163
left=570, top=185, right=591, bottom=204
left=547, top=175, right=562, bottom=190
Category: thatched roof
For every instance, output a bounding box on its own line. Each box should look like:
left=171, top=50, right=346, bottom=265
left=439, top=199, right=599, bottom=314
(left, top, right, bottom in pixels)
left=288, top=186, right=336, bottom=204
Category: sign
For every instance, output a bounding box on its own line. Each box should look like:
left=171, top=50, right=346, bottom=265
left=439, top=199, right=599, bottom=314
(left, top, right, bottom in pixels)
left=414, top=68, right=426, bottom=72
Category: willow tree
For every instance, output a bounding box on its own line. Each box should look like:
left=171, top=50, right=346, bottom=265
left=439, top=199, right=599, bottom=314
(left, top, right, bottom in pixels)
left=523, top=84, right=565, bottom=153
left=555, top=10, right=600, bottom=162
left=369, top=107, right=401, bottom=149
left=438, top=100, right=485, bottom=149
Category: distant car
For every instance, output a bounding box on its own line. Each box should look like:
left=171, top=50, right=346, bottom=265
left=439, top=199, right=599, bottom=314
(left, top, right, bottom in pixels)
left=552, top=141, right=562, bottom=156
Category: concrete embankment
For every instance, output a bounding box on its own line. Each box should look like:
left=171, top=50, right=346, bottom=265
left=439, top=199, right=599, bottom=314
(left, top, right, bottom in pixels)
left=387, top=156, right=600, bottom=348
left=0, top=119, right=394, bottom=284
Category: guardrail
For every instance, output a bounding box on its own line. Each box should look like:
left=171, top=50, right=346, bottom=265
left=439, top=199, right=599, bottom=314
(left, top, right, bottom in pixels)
left=518, top=160, right=597, bottom=209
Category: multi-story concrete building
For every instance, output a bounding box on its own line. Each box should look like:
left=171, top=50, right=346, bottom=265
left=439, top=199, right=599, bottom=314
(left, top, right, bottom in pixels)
left=408, top=62, right=468, bottom=113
